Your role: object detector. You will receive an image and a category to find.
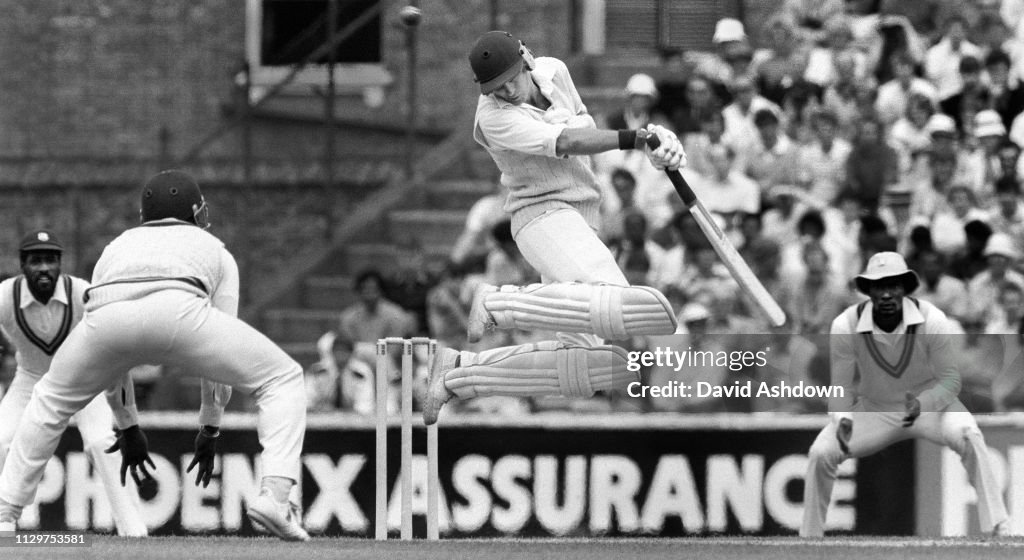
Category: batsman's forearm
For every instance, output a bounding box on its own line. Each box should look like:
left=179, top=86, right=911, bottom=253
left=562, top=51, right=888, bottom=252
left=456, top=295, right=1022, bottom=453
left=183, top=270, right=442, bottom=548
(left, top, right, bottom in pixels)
left=555, top=128, right=630, bottom=156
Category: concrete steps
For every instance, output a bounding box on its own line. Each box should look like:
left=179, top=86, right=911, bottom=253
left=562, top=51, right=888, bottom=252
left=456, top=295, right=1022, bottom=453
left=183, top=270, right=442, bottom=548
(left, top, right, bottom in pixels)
left=263, top=309, right=339, bottom=344
left=386, top=209, right=469, bottom=248
left=279, top=342, right=322, bottom=369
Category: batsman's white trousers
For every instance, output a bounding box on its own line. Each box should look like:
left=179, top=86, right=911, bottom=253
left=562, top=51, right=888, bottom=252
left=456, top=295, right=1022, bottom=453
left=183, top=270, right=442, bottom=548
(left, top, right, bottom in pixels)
left=0, top=369, right=146, bottom=535
left=517, top=208, right=629, bottom=349
left=515, top=208, right=629, bottom=286
left=0, top=290, right=306, bottom=506
left=801, top=400, right=1007, bottom=537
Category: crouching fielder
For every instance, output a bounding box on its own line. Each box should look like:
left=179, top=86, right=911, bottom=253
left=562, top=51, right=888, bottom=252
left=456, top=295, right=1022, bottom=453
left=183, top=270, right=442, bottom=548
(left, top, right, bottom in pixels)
left=0, top=230, right=147, bottom=536
left=0, top=171, right=308, bottom=541
left=422, top=31, right=682, bottom=424
left=801, top=252, right=1008, bottom=537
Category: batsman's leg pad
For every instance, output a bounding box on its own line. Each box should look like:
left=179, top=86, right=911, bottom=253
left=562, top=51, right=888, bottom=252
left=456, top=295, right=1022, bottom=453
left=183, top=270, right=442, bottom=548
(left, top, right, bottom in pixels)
left=485, top=282, right=677, bottom=339
left=445, top=341, right=635, bottom=399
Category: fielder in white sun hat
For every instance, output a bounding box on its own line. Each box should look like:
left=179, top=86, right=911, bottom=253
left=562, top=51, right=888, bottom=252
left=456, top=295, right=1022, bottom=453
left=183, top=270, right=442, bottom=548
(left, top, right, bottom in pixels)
left=854, top=251, right=921, bottom=295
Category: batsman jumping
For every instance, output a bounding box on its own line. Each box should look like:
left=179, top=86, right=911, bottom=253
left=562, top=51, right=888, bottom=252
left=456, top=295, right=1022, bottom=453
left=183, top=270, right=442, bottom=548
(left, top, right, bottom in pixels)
left=422, top=31, right=685, bottom=423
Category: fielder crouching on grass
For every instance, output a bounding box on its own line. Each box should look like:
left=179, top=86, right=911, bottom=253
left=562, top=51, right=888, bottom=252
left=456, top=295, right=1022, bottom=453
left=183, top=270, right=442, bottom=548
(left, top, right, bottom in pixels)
left=801, top=252, right=1009, bottom=537
left=0, top=171, right=308, bottom=541
left=0, top=230, right=147, bottom=537
left=423, top=31, right=683, bottom=424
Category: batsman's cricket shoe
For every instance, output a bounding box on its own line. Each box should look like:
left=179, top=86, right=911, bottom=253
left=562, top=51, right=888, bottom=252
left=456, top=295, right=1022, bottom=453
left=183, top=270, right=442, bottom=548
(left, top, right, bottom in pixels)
left=466, top=283, right=497, bottom=343
left=423, top=347, right=459, bottom=425
left=246, top=489, right=309, bottom=541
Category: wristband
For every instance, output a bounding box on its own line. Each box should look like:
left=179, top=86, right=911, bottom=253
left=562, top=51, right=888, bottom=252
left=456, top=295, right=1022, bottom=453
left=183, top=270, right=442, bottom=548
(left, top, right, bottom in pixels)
left=617, top=129, right=637, bottom=150
left=200, top=425, right=221, bottom=438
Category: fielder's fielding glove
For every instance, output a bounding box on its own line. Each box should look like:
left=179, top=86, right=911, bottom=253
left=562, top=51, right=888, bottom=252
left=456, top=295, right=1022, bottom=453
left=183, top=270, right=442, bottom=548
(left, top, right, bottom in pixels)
left=186, top=425, right=220, bottom=488
left=105, top=425, right=156, bottom=486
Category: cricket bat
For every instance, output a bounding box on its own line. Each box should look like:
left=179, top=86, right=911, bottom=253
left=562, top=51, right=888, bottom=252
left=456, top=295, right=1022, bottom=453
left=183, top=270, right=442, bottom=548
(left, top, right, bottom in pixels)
left=646, top=136, right=787, bottom=327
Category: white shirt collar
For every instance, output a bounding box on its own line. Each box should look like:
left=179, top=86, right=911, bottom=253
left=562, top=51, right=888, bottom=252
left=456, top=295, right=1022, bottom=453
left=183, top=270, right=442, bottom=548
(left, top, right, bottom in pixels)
left=19, top=275, right=68, bottom=309
left=491, top=59, right=557, bottom=110
left=855, top=297, right=924, bottom=333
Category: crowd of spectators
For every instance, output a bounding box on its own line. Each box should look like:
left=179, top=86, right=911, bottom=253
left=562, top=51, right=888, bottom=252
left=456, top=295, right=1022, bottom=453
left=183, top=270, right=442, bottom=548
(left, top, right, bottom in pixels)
left=311, top=1, right=1024, bottom=417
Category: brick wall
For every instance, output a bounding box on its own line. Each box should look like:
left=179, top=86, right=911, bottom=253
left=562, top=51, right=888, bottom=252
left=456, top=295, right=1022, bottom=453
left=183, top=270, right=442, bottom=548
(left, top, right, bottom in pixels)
left=0, top=182, right=377, bottom=305
left=0, top=1, right=581, bottom=163
left=0, top=1, right=243, bottom=159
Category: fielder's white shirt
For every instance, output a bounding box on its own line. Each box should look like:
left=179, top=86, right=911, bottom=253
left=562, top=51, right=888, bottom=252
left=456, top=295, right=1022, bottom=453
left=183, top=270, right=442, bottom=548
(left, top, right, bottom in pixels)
left=0, top=274, right=87, bottom=377
left=87, top=218, right=236, bottom=427
left=829, top=298, right=961, bottom=415
left=88, top=219, right=239, bottom=317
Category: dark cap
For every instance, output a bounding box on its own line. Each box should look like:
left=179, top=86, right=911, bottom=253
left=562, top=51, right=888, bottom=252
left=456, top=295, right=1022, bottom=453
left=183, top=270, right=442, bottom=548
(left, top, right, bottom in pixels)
left=19, top=229, right=63, bottom=253
left=469, top=31, right=524, bottom=94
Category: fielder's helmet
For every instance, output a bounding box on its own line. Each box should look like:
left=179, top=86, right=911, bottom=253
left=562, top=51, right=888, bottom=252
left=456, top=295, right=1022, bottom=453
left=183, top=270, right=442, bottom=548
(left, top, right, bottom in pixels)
left=140, top=170, right=209, bottom=228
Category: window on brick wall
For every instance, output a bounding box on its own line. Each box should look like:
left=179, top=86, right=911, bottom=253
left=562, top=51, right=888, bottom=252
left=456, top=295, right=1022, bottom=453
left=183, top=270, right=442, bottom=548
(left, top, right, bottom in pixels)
left=245, top=0, right=392, bottom=101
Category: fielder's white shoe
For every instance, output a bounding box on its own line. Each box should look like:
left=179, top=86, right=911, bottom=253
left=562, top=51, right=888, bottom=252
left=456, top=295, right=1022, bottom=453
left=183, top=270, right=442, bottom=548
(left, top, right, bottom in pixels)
left=423, top=347, right=459, bottom=426
left=246, top=489, right=309, bottom=541
left=0, top=513, right=15, bottom=537
left=466, top=283, right=497, bottom=343
left=0, top=499, right=20, bottom=537
left=989, top=520, right=1011, bottom=538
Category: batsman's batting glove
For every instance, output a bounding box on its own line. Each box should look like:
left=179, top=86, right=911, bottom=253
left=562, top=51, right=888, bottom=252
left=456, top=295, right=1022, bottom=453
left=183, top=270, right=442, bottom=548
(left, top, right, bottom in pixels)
left=186, top=425, right=220, bottom=488
left=105, top=425, right=156, bottom=486
left=902, top=392, right=921, bottom=427
left=644, top=124, right=686, bottom=171
left=836, top=417, right=853, bottom=455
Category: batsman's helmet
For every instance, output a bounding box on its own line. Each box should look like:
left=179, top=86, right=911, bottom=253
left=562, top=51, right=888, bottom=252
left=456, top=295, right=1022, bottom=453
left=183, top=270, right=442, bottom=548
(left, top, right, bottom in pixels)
left=140, top=170, right=209, bottom=228
left=469, top=30, right=534, bottom=95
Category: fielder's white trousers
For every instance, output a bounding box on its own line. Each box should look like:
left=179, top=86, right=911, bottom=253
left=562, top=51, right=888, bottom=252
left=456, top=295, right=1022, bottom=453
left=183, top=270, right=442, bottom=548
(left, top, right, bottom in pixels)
left=0, top=369, right=146, bottom=535
left=801, top=400, right=1007, bottom=537
left=0, top=290, right=306, bottom=506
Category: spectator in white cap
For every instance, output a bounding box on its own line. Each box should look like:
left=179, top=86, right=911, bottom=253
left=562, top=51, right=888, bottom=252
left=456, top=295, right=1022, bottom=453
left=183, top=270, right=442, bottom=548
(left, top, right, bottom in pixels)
left=924, top=113, right=985, bottom=196
left=964, top=109, right=1009, bottom=190
left=691, top=18, right=754, bottom=88
left=965, top=232, right=1024, bottom=327
left=607, top=73, right=658, bottom=131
